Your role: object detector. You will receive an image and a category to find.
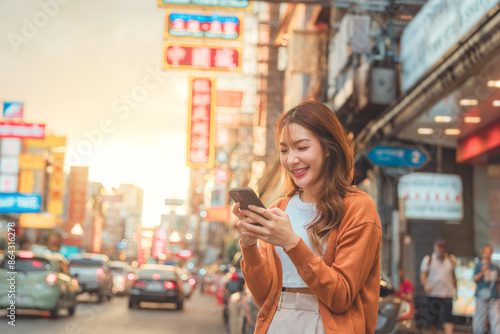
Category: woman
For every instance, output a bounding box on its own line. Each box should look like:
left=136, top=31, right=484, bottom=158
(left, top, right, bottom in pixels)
left=232, top=101, right=382, bottom=333
left=473, top=244, right=500, bottom=334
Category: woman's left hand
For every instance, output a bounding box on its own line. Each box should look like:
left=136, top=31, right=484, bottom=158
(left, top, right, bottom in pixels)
left=239, top=205, right=300, bottom=251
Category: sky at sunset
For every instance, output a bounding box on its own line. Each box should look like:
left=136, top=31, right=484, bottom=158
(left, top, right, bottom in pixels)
left=0, top=1, right=193, bottom=227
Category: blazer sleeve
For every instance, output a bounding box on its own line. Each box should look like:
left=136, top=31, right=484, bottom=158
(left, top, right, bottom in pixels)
left=239, top=199, right=282, bottom=307
left=284, top=195, right=382, bottom=313
left=239, top=240, right=273, bottom=307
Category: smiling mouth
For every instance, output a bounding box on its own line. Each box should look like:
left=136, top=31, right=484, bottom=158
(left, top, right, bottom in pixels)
left=292, top=167, right=309, bottom=174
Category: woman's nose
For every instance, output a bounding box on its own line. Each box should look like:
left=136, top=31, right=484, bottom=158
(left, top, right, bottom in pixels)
left=288, top=151, right=299, bottom=164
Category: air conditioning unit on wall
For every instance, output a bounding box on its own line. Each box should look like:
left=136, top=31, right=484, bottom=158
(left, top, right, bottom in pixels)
left=354, top=63, right=397, bottom=114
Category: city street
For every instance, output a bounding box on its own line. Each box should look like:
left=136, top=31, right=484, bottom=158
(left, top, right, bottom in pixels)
left=0, top=290, right=225, bottom=334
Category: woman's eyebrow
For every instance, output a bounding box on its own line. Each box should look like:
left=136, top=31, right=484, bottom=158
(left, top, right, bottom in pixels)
left=279, top=138, right=310, bottom=146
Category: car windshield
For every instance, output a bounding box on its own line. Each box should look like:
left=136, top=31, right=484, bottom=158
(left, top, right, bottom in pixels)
left=0, top=257, right=51, bottom=272
left=69, top=259, right=103, bottom=267
left=110, top=267, right=126, bottom=274
left=138, top=269, right=177, bottom=280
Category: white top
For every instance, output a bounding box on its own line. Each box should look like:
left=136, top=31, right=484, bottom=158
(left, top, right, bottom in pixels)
left=420, top=252, right=456, bottom=298
left=276, top=194, right=324, bottom=288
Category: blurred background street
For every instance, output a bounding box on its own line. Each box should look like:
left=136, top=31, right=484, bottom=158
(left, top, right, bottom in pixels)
left=0, top=291, right=224, bottom=334
left=1, top=0, right=500, bottom=333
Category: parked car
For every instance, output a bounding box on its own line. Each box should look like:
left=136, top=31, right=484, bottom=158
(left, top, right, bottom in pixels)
left=0, top=250, right=79, bottom=318
left=128, top=264, right=185, bottom=310
left=68, top=253, right=113, bottom=303
left=109, top=261, right=134, bottom=296
left=226, top=270, right=419, bottom=334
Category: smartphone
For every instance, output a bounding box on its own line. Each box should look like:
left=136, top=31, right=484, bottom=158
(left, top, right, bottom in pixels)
left=229, top=187, right=266, bottom=224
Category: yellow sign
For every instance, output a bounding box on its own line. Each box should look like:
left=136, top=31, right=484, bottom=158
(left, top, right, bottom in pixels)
left=18, top=170, right=34, bottom=193
left=50, top=175, right=66, bottom=189
left=20, top=213, right=59, bottom=229
left=52, top=151, right=65, bottom=163
left=47, top=200, right=64, bottom=216
left=25, top=135, right=66, bottom=148
left=19, top=154, right=46, bottom=170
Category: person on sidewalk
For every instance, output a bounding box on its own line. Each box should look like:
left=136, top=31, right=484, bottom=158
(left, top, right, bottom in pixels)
left=232, top=101, right=382, bottom=333
left=420, top=238, right=457, bottom=334
left=473, top=244, right=500, bottom=334
left=396, top=268, right=415, bottom=301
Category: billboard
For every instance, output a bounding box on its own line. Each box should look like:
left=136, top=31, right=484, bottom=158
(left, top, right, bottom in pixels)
left=165, top=10, right=243, bottom=41
left=398, top=173, right=463, bottom=221
left=158, top=0, right=251, bottom=11
left=0, top=193, right=42, bottom=213
left=186, top=77, right=216, bottom=168
left=0, top=121, right=45, bottom=139
left=163, top=42, right=241, bottom=72
left=2, top=101, right=24, bottom=119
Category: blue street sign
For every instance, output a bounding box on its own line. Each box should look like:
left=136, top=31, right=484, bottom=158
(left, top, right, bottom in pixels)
left=0, top=193, right=42, bottom=213
left=366, top=146, right=429, bottom=168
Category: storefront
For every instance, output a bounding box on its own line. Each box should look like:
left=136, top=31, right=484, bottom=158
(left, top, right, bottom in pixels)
left=353, top=0, right=500, bottom=327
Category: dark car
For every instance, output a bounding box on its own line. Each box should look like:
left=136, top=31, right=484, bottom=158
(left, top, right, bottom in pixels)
left=226, top=270, right=419, bottom=334
left=0, top=250, right=79, bottom=318
left=128, top=264, right=185, bottom=310
left=68, top=253, right=114, bottom=303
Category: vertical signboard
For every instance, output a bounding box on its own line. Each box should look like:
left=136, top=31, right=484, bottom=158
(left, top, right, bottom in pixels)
left=0, top=138, right=21, bottom=193
left=152, top=227, right=167, bottom=259
left=186, top=77, right=216, bottom=169
left=92, top=216, right=103, bottom=253
left=68, top=166, right=88, bottom=223
left=48, top=152, right=65, bottom=215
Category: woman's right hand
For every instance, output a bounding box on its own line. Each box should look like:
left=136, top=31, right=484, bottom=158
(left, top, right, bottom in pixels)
left=232, top=202, right=258, bottom=247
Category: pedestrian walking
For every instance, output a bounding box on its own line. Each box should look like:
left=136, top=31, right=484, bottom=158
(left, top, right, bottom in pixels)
left=473, top=244, right=500, bottom=334
left=232, top=101, right=382, bottom=333
left=420, top=238, right=457, bottom=334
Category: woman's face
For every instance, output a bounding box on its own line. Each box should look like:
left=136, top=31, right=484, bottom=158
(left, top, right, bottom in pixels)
left=279, top=123, right=328, bottom=197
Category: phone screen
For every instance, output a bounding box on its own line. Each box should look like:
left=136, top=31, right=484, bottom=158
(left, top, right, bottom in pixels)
left=229, top=187, right=265, bottom=224
left=229, top=187, right=265, bottom=210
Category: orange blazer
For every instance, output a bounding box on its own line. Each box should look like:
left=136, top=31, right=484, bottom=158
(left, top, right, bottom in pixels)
left=240, top=189, right=382, bottom=333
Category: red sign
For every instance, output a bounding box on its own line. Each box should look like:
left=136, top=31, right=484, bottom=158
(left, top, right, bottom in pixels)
left=187, top=77, right=215, bottom=168
left=206, top=206, right=231, bottom=222
left=0, top=121, right=45, bottom=139
left=152, top=227, right=167, bottom=259
left=163, top=42, right=241, bottom=72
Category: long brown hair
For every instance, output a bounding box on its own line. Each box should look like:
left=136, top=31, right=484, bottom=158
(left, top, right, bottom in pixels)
left=275, top=101, right=355, bottom=254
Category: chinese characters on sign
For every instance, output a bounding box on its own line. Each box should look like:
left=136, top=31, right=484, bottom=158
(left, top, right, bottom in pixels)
left=164, top=42, right=241, bottom=72
left=187, top=77, right=215, bottom=168
left=166, top=11, right=242, bottom=41
left=0, top=121, right=45, bottom=139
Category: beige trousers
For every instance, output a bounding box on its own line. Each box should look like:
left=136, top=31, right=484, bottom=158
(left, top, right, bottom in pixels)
left=266, top=292, right=326, bottom=334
